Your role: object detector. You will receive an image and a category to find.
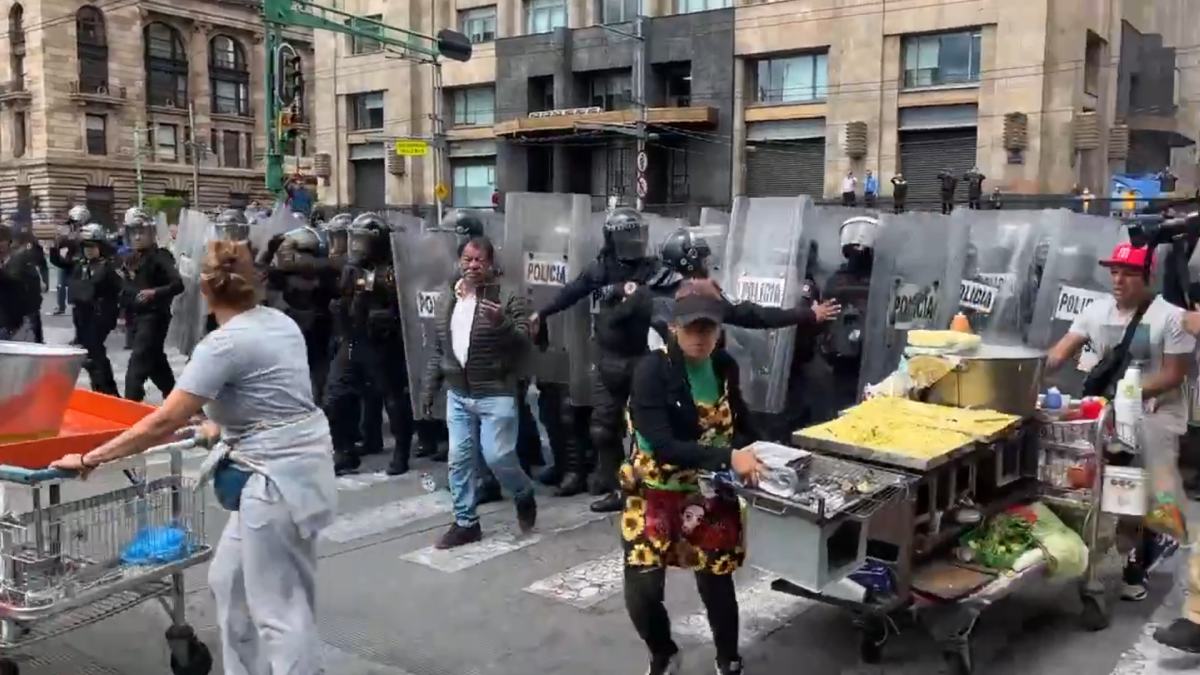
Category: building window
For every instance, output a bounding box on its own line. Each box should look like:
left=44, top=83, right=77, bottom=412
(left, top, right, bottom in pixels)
left=229, top=192, right=250, bottom=209
left=16, top=185, right=32, bottom=223
left=676, top=0, right=729, bottom=13
left=84, top=186, right=114, bottom=227
left=155, top=123, right=178, bottom=162
left=526, top=0, right=566, bottom=34
left=459, top=6, right=496, bottom=44
left=602, top=0, right=639, bottom=24
left=667, top=146, right=689, bottom=202
left=9, top=4, right=24, bottom=90
left=145, top=22, right=188, bottom=107
left=756, top=52, right=828, bottom=103
left=1085, top=31, right=1104, bottom=96
left=85, top=114, right=106, bottom=155
left=223, top=130, right=242, bottom=167
left=244, top=132, right=255, bottom=167
left=452, top=87, right=496, bottom=126
left=283, top=135, right=307, bottom=158
left=902, top=29, right=982, bottom=89
left=350, top=14, right=383, bottom=54
left=589, top=70, right=633, bottom=110
left=452, top=160, right=495, bottom=208
left=13, top=111, right=26, bottom=158
left=351, top=91, right=385, bottom=130
left=76, top=6, right=108, bottom=92
left=605, top=143, right=632, bottom=197
left=210, top=35, right=250, bottom=116
left=661, top=63, right=691, bottom=106
left=528, top=76, right=554, bottom=112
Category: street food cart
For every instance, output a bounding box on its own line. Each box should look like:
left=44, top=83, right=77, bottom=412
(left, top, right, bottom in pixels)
left=727, top=337, right=1118, bottom=675
left=0, top=342, right=212, bottom=675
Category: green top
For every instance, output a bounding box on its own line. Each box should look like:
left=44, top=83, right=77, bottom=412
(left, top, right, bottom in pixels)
left=634, top=356, right=727, bottom=485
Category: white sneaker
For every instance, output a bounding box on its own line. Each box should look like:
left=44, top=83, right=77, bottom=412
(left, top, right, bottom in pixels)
left=716, top=659, right=745, bottom=674
left=1121, top=583, right=1148, bottom=602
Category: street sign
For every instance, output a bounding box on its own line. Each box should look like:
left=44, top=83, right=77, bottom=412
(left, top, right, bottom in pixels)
left=636, top=151, right=648, bottom=173
left=636, top=174, right=648, bottom=199
left=434, top=182, right=450, bottom=202
left=395, top=139, right=430, bottom=157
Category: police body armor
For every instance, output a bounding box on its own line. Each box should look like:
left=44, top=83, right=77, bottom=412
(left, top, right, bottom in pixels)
left=820, top=267, right=870, bottom=371
left=270, top=226, right=334, bottom=332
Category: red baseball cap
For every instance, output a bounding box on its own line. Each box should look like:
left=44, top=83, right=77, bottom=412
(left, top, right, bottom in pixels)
left=1099, top=242, right=1154, bottom=269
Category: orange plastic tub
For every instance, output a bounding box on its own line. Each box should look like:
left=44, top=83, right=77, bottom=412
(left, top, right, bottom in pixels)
left=0, top=389, right=156, bottom=469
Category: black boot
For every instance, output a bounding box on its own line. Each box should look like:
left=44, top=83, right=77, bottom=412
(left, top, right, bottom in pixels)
left=386, top=447, right=409, bottom=476
left=555, top=471, right=587, bottom=497
left=1155, top=619, right=1200, bottom=653
left=333, top=451, right=361, bottom=476
left=590, top=492, right=623, bottom=513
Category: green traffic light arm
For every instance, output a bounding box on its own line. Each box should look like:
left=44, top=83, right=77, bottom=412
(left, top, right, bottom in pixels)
left=264, top=0, right=441, bottom=62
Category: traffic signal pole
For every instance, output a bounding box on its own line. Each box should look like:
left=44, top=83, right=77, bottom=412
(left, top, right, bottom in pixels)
left=261, top=0, right=472, bottom=197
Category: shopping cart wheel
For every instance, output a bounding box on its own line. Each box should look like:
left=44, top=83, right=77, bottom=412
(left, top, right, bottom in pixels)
left=0, top=657, right=19, bottom=675
left=167, top=625, right=213, bottom=675
left=1079, top=592, right=1111, bottom=632
left=856, top=617, right=887, bottom=664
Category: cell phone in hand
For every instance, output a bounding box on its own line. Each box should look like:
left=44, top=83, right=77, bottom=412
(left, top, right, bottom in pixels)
left=479, top=283, right=501, bottom=304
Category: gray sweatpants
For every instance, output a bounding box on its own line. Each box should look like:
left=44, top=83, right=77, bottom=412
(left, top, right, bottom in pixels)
left=209, top=475, right=322, bottom=675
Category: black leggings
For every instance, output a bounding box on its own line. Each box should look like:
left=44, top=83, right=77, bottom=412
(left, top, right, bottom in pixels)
left=624, top=565, right=740, bottom=665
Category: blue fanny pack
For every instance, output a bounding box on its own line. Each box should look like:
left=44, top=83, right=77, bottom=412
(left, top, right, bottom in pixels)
left=213, top=459, right=253, bottom=511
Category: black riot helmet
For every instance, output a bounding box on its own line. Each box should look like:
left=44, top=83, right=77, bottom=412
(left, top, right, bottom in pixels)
left=214, top=209, right=250, bottom=242
left=442, top=208, right=485, bottom=248
left=604, top=207, right=649, bottom=263
left=660, top=227, right=712, bottom=278
left=79, top=223, right=108, bottom=259
left=123, top=207, right=156, bottom=251
left=327, top=213, right=353, bottom=257
left=281, top=225, right=325, bottom=257
left=348, top=212, right=390, bottom=266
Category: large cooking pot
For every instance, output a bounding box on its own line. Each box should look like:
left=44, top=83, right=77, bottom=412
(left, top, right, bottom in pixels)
left=0, top=341, right=87, bottom=442
left=924, top=344, right=1046, bottom=416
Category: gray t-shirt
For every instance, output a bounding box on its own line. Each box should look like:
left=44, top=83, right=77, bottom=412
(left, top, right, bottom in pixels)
left=1069, top=295, right=1196, bottom=434
left=176, top=306, right=317, bottom=435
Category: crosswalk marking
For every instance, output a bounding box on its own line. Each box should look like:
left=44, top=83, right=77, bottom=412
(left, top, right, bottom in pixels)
left=322, top=492, right=453, bottom=544
left=320, top=641, right=417, bottom=675
left=402, top=498, right=611, bottom=573
left=524, top=549, right=625, bottom=609
left=672, top=569, right=814, bottom=645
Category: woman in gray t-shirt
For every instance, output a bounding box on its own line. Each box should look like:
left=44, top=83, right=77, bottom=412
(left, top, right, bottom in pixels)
left=53, top=240, right=336, bottom=675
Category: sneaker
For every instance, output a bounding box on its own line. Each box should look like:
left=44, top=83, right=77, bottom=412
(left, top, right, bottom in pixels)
left=644, top=652, right=681, bottom=675
left=516, top=495, right=537, bottom=534
left=1154, top=618, right=1200, bottom=654
left=435, top=522, right=482, bottom=550
left=716, top=659, right=744, bottom=674
left=1121, top=583, right=1148, bottom=602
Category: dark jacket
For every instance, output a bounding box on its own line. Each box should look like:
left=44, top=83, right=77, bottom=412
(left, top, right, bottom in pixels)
left=121, top=247, right=183, bottom=315
left=69, top=257, right=123, bottom=327
left=49, top=237, right=79, bottom=271
left=538, top=254, right=660, bottom=321
left=422, top=280, right=533, bottom=406
left=0, top=250, right=41, bottom=331
left=628, top=341, right=759, bottom=472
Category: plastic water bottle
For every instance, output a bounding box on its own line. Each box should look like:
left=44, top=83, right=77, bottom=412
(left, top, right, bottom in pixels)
left=1114, top=366, right=1143, bottom=447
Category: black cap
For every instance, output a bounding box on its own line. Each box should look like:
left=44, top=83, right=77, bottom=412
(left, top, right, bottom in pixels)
left=673, top=293, right=725, bottom=327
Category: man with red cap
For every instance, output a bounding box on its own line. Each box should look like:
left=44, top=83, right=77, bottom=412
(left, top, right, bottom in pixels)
left=1047, top=242, right=1194, bottom=604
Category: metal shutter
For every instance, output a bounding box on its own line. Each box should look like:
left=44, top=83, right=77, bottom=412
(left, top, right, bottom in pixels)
left=352, top=159, right=386, bottom=210
left=898, top=129, right=978, bottom=207
left=746, top=139, right=825, bottom=198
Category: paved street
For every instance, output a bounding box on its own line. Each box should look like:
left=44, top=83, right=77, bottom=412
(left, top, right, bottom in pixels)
left=6, top=300, right=1199, bottom=675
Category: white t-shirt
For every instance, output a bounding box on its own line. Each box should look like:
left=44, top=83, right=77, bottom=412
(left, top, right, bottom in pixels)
left=1068, top=295, right=1196, bottom=434
left=841, top=176, right=857, bottom=193
left=451, top=293, right=477, bottom=366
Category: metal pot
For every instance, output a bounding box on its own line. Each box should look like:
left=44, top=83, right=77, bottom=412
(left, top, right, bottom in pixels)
left=925, top=344, right=1045, bottom=416
left=0, top=341, right=86, bottom=442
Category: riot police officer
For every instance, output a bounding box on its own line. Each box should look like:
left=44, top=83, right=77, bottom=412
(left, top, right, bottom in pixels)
left=70, top=224, right=122, bottom=395
left=530, top=208, right=671, bottom=511
left=50, top=205, right=90, bottom=342
left=120, top=207, right=184, bottom=402
left=266, top=218, right=338, bottom=401
left=818, top=217, right=878, bottom=414
left=325, top=212, right=413, bottom=476
left=0, top=224, right=42, bottom=341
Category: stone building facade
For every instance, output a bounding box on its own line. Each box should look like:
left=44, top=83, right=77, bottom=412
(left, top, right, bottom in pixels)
left=0, top=0, right=313, bottom=234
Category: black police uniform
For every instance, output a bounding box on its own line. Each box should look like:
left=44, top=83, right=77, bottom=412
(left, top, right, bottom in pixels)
left=120, top=247, right=184, bottom=402
left=70, top=250, right=123, bottom=395
left=324, top=230, right=413, bottom=476
left=818, top=254, right=873, bottom=415
left=0, top=245, right=41, bottom=340
left=49, top=234, right=83, bottom=341
left=264, top=233, right=339, bottom=402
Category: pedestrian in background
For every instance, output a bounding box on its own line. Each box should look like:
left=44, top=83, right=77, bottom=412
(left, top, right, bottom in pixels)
left=938, top=169, right=958, bottom=214
left=421, top=236, right=537, bottom=549
left=964, top=166, right=986, bottom=210
left=863, top=169, right=879, bottom=208
left=891, top=173, right=908, bottom=213
left=841, top=170, right=858, bottom=207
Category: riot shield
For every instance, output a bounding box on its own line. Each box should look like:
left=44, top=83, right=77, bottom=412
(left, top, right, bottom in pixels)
left=1027, top=212, right=1126, bottom=390
left=697, top=207, right=730, bottom=278
left=249, top=200, right=294, bottom=254
left=953, top=209, right=1058, bottom=343
left=391, top=226, right=458, bottom=420
left=858, top=211, right=970, bottom=394
left=166, top=209, right=214, bottom=356
left=719, top=196, right=811, bottom=413
left=502, top=193, right=593, bottom=403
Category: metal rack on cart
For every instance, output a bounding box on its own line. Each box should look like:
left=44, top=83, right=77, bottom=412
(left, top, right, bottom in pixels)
left=0, top=436, right=213, bottom=675
left=736, top=405, right=1118, bottom=675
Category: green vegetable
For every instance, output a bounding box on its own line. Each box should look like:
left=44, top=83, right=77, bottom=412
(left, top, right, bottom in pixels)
left=960, top=514, right=1036, bottom=570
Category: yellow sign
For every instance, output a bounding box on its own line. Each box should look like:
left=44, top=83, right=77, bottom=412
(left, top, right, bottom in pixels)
left=394, top=139, right=429, bottom=157
left=434, top=182, right=450, bottom=202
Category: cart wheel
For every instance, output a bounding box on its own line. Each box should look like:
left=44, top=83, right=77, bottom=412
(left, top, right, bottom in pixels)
left=169, top=636, right=212, bottom=675
left=1080, top=593, right=1111, bottom=632
left=943, top=643, right=973, bottom=675
left=0, top=658, right=19, bottom=675
left=858, top=619, right=888, bottom=664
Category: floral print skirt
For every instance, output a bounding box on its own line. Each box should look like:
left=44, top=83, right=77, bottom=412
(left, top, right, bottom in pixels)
left=620, top=483, right=745, bottom=576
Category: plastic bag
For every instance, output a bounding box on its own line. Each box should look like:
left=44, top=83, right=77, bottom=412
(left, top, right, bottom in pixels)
left=1025, top=502, right=1088, bottom=579
left=1139, top=417, right=1189, bottom=541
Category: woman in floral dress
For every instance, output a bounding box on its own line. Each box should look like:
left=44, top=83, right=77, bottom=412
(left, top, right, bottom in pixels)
left=620, top=279, right=765, bottom=675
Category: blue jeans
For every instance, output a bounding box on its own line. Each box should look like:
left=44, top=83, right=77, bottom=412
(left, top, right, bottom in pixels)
left=447, top=390, right=534, bottom=527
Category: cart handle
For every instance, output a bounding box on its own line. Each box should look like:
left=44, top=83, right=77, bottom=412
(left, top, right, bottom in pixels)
left=0, top=466, right=77, bottom=485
